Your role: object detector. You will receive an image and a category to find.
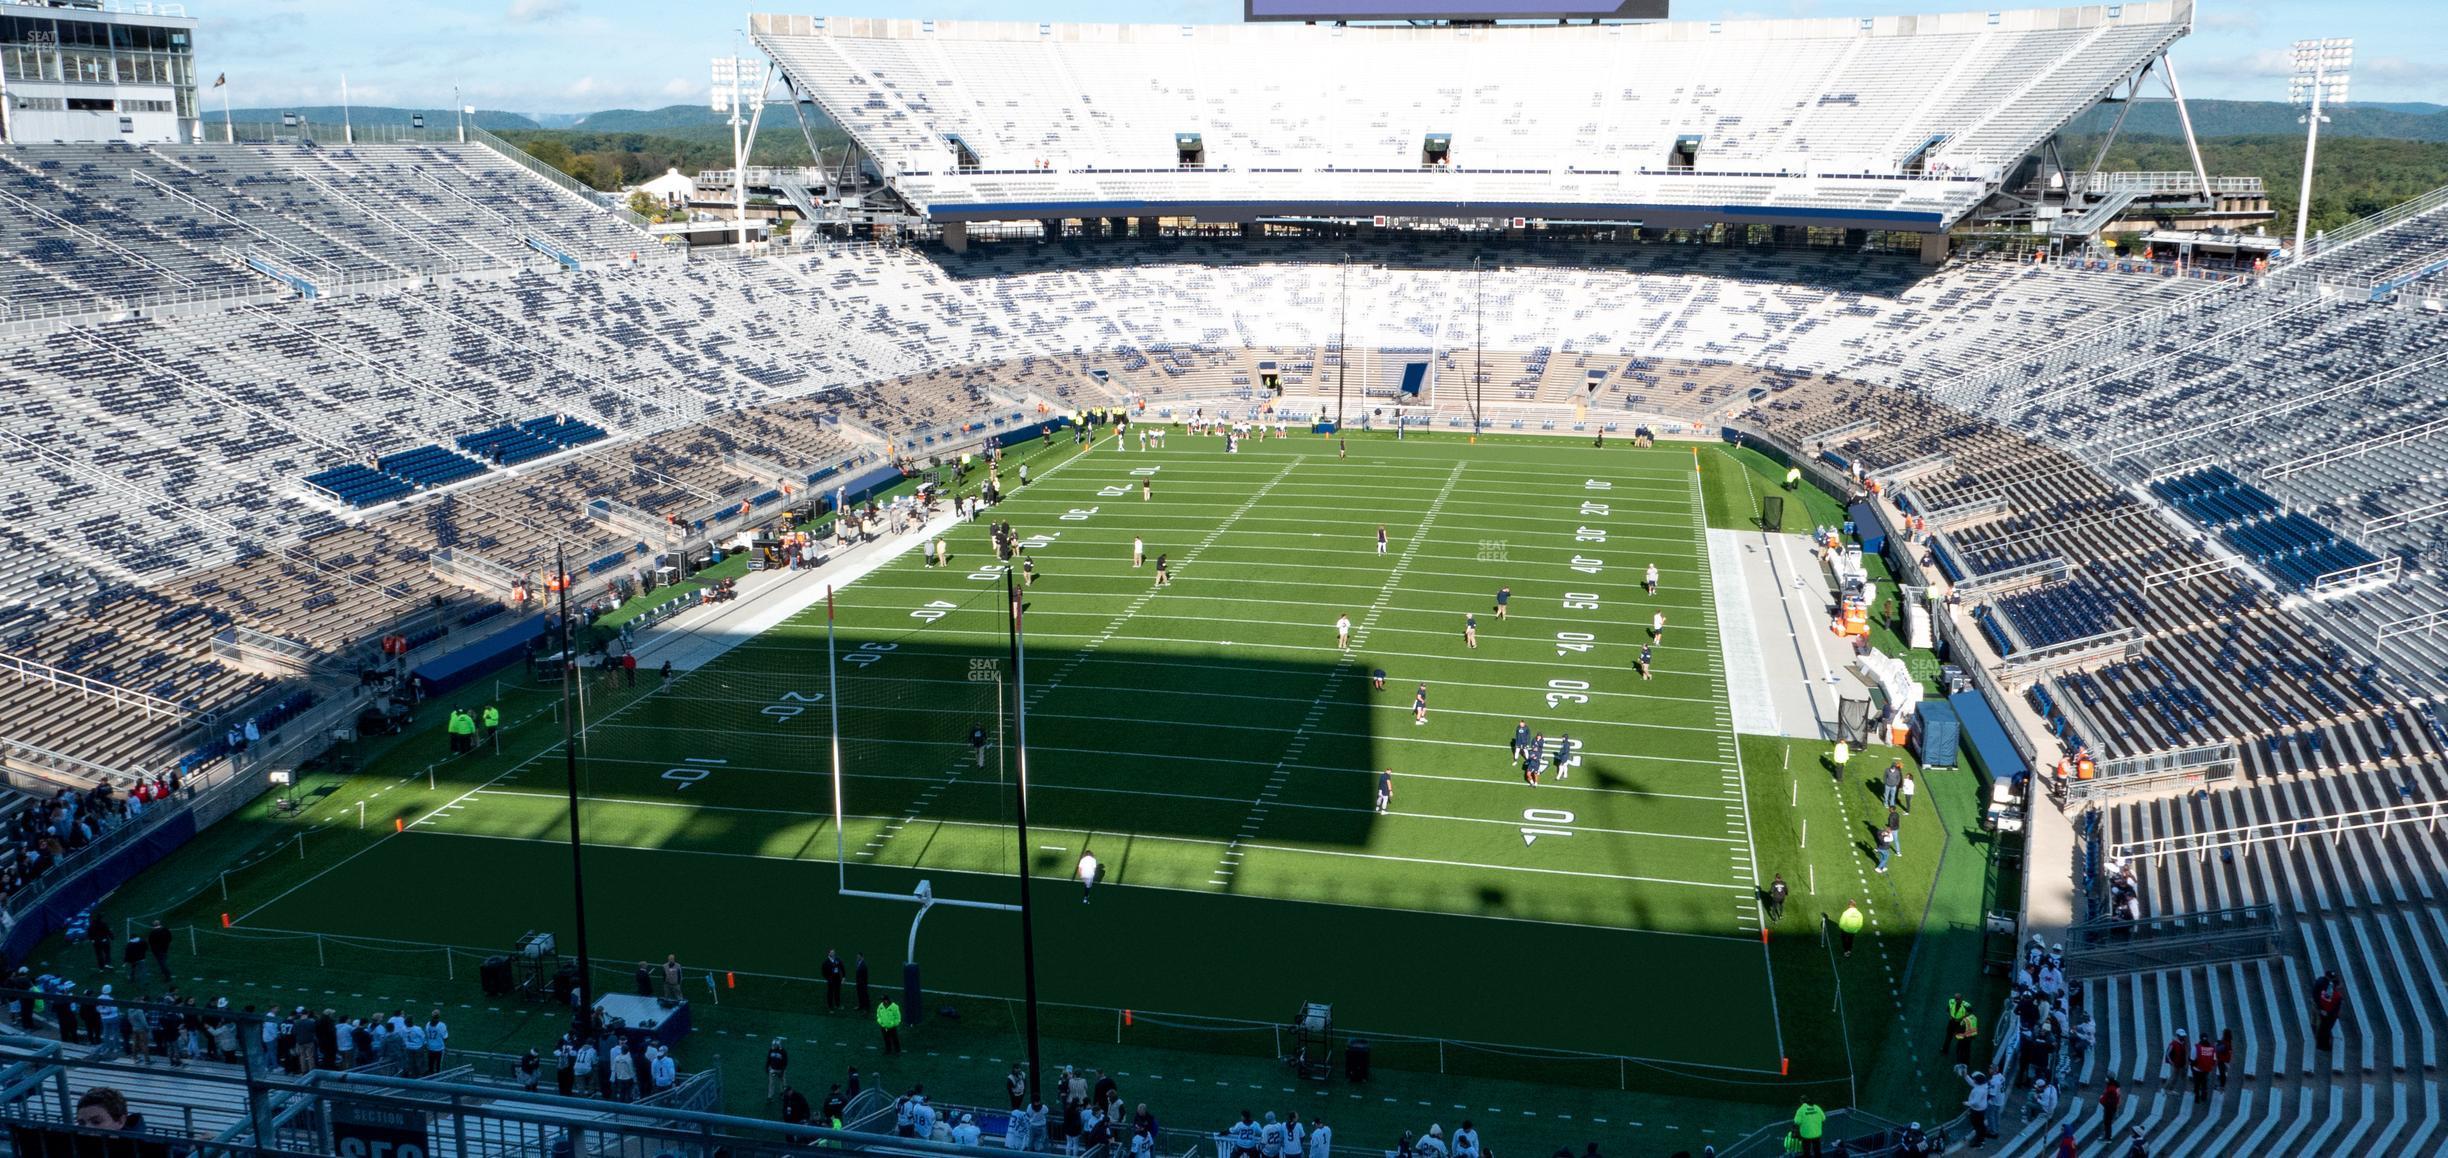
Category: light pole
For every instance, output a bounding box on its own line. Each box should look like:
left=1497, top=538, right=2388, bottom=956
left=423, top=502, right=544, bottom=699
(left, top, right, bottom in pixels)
left=713, top=54, right=760, bottom=248
left=2288, top=38, right=2352, bottom=262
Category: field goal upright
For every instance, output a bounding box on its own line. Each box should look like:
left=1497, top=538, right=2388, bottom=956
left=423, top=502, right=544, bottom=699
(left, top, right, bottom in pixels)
left=821, top=579, right=1036, bottom=1030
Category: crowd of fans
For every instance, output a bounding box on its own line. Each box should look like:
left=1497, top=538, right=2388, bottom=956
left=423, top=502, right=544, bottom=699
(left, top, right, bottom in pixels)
left=0, top=778, right=182, bottom=905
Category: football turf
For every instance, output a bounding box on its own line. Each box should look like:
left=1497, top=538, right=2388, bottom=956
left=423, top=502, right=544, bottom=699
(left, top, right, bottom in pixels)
left=229, top=432, right=1787, bottom=1072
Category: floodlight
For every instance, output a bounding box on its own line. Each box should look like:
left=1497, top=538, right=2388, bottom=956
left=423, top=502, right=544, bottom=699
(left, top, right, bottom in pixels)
left=2285, top=37, right=2353, bottom=259
left=711, top=57, right=751, bottom=113
left=2287, top=38, right=2352, bottom=107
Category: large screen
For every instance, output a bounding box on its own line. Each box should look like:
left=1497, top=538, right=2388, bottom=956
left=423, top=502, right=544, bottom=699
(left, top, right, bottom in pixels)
left=1246, top=0, right=1667, bottom=20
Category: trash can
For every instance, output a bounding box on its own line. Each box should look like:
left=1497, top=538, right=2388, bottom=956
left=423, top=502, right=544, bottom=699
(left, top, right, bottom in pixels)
left=480, top=955, right=512, bottom=997
left=1344, top=1039, right=1371, bottom=1083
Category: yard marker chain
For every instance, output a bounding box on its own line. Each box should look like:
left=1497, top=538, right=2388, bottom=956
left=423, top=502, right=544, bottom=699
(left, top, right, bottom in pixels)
left=1027, top=458, right=1302, bottom=710
left=1214, top=461, right=1468, bottom=886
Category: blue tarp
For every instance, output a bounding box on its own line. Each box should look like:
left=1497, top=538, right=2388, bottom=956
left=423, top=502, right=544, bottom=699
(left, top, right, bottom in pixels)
left=412, top=615, right=552, bottom=700
left=1912, top=698, right=1962, bottom=768
left=1949, top=689, right=2029, bottom=787
left=1398, top=362, right=1428, bottom=397
left=1847, top=502, right=1885, bottom=554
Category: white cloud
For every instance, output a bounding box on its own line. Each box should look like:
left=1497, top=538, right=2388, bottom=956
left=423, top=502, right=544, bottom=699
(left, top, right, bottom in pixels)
left=565, top=76, right=599, bottom=99
left=507, top=0, right=569, bottom=23
left=660, top=77, right=697, bottom=99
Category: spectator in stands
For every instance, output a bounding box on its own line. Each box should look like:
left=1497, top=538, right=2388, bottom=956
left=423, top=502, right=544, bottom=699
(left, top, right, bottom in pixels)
left=74, top=1085, right=142, bottom=1134
left=2313, top=971, right=2345, bottom=1051
left=1961, top=1069, right=1996, bottom=1147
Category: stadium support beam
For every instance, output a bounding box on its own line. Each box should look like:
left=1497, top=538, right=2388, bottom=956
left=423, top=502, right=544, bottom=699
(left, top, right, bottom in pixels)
left=2082, top=66, right=2147, bottom=200
left=944, top=221, right=969, bottom=253
left=1919, top=233, right=1949, bottom=265
left=2157, top=55, right=2216, bottom=208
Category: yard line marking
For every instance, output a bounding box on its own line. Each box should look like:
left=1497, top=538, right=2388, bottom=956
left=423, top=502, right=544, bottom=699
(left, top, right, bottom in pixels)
left=1203, top=461, right=1467, bottom=884
left=232, top=666, right=704, bottom=926
left=1027, top=458, right=1303, bottom=709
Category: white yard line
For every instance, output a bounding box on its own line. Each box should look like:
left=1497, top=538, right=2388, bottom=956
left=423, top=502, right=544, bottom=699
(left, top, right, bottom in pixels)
left=1215, top=460, right=1470, bottom=885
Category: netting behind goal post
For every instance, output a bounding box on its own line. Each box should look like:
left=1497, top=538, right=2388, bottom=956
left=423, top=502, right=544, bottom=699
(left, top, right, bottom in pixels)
left=823, top=580, right=1019, bottom=899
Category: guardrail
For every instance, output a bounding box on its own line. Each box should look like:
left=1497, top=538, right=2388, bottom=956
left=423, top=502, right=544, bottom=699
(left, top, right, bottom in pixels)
left=2060, top=741, right=2236, bottom=803
left=2062, top=904, right=2283, bottom=976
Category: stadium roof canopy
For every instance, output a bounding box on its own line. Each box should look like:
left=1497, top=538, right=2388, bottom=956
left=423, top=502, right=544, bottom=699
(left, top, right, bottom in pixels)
left=753, top=2, right=2193, bottom=232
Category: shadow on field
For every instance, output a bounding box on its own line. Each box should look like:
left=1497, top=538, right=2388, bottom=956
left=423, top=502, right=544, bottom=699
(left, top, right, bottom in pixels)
left=822, top=637, right=1384, bottom=849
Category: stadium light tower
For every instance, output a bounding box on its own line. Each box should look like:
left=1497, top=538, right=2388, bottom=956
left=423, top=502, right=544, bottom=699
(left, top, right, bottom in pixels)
left=712, top=55, right=761, bottom=247
left=2288, top=37, right=2352, bottom=261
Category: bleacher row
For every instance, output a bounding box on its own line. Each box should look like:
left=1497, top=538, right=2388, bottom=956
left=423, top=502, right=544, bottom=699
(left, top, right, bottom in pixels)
left=1970, top=758, right=2448, bottom=1156
left=1746, top=378, right=2426, bottom=782
left=302, top=417, right=610, bottom=510
left=0, top=141, right=654, bottom=323
left=760, top=3, right=2187, bottom=228
left=1910, top=186, right=2448, bottom=693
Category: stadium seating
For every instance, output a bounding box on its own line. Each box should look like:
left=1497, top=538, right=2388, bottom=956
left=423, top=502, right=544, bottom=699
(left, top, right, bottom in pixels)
left=755, top=4, right=2190, bottom=230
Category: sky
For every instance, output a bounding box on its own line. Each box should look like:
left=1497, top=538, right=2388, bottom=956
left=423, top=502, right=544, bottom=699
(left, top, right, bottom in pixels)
left=195, top=0, right=2445, bottom=117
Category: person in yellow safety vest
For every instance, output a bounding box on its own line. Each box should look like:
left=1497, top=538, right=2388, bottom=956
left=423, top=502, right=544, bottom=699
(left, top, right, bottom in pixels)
left=1943, top=994, right=1974, bottom=1052
left=446, top=708, right=476, bottom=755
left=1829, top=739, right=1851, bottom=775
left=1837, top=900, right=1865, bottom=958
left=1793, top=1099, right=1827, bottom=1157
left=1784, top=466, right=1803, bottom=490
left=481, top=704, right=501, bottom=743
left=1782, top=1130, right=1803, bottom=1156
left=875, top=997, right=902, bottom=1056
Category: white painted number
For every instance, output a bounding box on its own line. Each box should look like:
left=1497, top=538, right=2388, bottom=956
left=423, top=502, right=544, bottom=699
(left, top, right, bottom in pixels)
left=1575, top=526, right=1606, bottom=543
left=1556, top=630, right=1595, bottom=656
left=841, top=642, right=897, bottom=667
left=1130, top=467, right=1161, bottom=476
left=911, top=599, right=958, bottom=622
left=662, top=767, right=711, bottom=784
left=1522, top=807, right=1577, bottom=844
left=1562, top=592, right=1600, bottom=610
left=1570, top=555, right=1604, bottom=574
left=1059, top=507, right=1099, bottom=522
left=1585, top=480, right=1613, bottom=491
left=1579, top=502, right=1610, bottom=516
left=1097, top=485, right=1129, bottom=497
left=969, top=564, right=1008, bottom=581
left=1545, top=677, right=1589, bottom=708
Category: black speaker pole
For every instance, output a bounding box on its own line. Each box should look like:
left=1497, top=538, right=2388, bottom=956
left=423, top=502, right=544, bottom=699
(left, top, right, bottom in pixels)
left=554, top=543, right=596, bottom=1026
left=1005, top=563, right=1046, bottom=1104
left=1473, top=255, right=1485, bottom=440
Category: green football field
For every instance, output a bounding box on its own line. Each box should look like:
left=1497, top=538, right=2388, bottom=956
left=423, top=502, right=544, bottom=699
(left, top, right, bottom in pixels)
left=220, top=432, right=1795, bottom=1075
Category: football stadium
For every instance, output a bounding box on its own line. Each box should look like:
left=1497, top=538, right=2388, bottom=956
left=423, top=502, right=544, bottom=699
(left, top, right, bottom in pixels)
left=0, top=0, right=2441, bottom=1153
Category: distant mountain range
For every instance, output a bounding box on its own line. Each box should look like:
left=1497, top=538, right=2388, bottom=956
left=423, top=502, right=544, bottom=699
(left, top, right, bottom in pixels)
left=2066, top=98, right=2448, bottom=142
left=225, top=104, right=745, bottom=133
left=235, top=98, right=2448, bottom=144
